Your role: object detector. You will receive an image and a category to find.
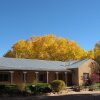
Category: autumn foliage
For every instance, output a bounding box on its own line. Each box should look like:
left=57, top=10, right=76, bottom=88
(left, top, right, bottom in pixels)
left=4, top=34, right=94, bottom=61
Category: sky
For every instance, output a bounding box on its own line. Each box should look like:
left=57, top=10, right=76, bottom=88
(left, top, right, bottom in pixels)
left=0, top=0, right=100, bottom=57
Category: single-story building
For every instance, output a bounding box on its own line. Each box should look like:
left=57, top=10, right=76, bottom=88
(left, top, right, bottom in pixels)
left=0, top=57, right=99, bottom=85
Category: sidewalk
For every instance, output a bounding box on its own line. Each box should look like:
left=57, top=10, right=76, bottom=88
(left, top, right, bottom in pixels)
left=47, top=90, right=100, bottom=96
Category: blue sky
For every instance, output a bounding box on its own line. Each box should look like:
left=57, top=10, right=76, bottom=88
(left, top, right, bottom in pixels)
left=0, top=0, right=100, bottom=57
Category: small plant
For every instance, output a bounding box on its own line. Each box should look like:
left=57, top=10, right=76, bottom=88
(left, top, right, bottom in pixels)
left=51, top=80, right=65, bottom=92
left=72, top=86, right=81, bottom=92
left=88, top=85, right=95, bottom=91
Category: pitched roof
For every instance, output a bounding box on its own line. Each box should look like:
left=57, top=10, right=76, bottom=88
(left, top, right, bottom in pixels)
left=0, top=57, right=91, bottom=71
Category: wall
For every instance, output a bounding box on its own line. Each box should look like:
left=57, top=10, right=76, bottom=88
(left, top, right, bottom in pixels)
left=72, top=69, right=79, bottom=85
left=78, top=59, right=98, bottom=85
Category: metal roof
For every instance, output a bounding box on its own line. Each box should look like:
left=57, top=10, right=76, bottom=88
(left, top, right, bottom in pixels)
left=0, top=57, right=91, bottom=71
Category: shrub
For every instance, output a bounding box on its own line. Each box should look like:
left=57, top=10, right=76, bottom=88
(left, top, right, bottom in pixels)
left=0, top=84, right=22, bottom=96
left=88, top=85, right=95, bottom=91
left=0, top=84, right=6, bottom=90
left=36, top=83, right=52, bottom=93
left=72, top=86, right=81, bottom=92
left=36, top=83, right=51, bottom=88
left=28, top=83, right=52, bottom=94
left=51, top=80, right=65, bottom=92
left=17, top=83, right=26, bottom=91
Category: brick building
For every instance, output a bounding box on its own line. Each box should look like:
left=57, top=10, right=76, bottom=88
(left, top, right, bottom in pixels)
left=0, top=57, right=98, bottom=85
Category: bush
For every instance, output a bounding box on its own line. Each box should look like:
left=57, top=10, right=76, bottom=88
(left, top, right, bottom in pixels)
left=0, top=84, right=22, bottom=96
left=72, top=86, right=81, bottom=92
left=0, top=84, right=6, bottom=89
left=88, top=85, right=95, bottom=91
left=51, top=80, right=65, bottom=92
left=28, top=83, right=52, bottom=94
left=17, top=83, right=26, bottom=91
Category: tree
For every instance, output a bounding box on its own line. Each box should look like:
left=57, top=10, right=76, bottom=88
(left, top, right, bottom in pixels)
left=4, top=34, right=87, bottom=61
left=86, top=50, right=94, bottom=59
left=4, top=50, right=15, bottom=58
left=4, top=40, right=33, bottom=58
left=94, top=41, right=100, bottom=64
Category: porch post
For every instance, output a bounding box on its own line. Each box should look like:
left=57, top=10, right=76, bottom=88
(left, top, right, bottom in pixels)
left=35, top=72, right=39, bottom=81
left=65, top=72, right=67, bottom=85
left=23, top=71, right=27, bottom=83
left=9, top=71, right=14, bottom=84
left=56, top=72, right=59, bottom=80
left=46, top=71, right=49, bottom=83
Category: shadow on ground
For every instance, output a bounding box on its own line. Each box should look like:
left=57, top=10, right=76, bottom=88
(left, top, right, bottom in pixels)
left=0, top=94, right=100, bottom=100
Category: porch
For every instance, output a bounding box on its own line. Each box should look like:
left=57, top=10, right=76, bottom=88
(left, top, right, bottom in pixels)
left=0, top=70, right=78, bottom=86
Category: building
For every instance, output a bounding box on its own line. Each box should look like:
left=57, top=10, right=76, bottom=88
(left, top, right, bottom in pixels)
left=0, top=57, right=98, bottom=85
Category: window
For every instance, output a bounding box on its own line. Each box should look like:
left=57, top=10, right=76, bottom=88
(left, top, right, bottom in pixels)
left=0, top=73, right=10, bottom=82
left=39, top=73, right=46, bottom=82
left=59, top=73, right=64, bottom=80
left=83, top=73, right=89, bottom=80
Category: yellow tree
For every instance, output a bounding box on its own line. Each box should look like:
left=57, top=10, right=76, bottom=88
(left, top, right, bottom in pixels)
left=4, top=50, right=15, bottom=58
left=94, top=41, right=100, bottom=64
left=4, top=34, right=87, bottom=61
left=46, top=38, right=70, bottom=61
left=86, top=50, right=94, bottom=59
left=31, top=34, right=55, bottom=59
left=8, top=40, right=33, bottom=58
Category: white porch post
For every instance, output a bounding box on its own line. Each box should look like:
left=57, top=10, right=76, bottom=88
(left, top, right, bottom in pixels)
left=9, top=71, right=14, bottom=84
left=56, top=72, right=59, bottom=80
left=35, top=72, right=39, bottom=81
left=65, top=72, right=67, bottom=85
left=46, top=71, right=49, bottom=83
left=23, top=71, right=27, bottom=83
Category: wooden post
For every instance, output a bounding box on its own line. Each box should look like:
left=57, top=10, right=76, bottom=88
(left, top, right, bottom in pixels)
left=23, top=71, right=27, bottom=83
left=9, top=71, right=14, bottom=84
left=56, top=72, right=59, bottom=80
left=65, top=72, right=67, bottom=85
left=35, top=72, right=39, bottom=81
left=46, top=71, right=49, bottom=83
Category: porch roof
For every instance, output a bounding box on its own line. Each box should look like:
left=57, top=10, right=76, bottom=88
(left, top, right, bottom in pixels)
left=0, top=57, right=90, bottom=71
